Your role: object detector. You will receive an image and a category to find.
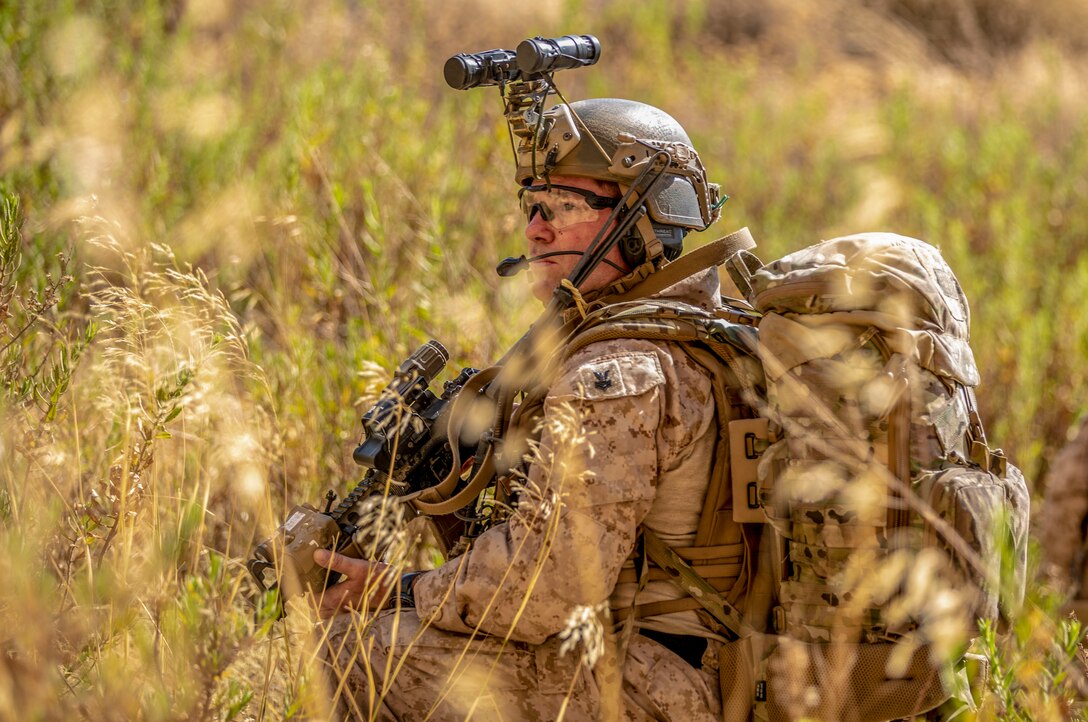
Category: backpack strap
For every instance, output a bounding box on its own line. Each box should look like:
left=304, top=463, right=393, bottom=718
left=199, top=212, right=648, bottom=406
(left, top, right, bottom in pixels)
left=606, top=227, right=756, bottom=305
left=963, top=385, right=1008, bottom=476
left=867, top=333, right=913, bottom=531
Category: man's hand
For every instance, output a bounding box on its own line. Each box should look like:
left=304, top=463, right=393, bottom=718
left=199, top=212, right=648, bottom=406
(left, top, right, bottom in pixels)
left=312, top=550, right=395, bottom=619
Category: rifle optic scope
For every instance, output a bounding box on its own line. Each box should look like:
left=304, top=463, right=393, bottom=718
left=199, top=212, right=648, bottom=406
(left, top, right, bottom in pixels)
left=444, top=34, right=600, bottom=90
left=400, top=339, right=449, bottom=382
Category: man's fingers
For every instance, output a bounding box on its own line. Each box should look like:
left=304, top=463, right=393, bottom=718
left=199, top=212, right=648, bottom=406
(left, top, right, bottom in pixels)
left=314, top=549, right=362, bottom=575
left=311, top=551, right=395, bottom=618
left=316, top=567, right=396, bottom=619
left=317, top=582, right=357, bottom=617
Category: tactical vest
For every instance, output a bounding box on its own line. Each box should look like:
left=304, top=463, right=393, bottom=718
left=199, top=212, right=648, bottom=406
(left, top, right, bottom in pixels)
left=506, top=228, right=771, bottom=637
left=559, top=294, right=767, bottom=635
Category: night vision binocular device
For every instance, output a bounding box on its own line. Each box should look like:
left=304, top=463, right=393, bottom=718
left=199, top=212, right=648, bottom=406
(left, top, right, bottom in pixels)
left=444, top=34, right=600, bottom=90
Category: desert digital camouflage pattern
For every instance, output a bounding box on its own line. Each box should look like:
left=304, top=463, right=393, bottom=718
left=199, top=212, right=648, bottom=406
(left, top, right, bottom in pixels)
left=729, top=233, right=1029, bottom=721
left=322, top=269, right=729, bottom=720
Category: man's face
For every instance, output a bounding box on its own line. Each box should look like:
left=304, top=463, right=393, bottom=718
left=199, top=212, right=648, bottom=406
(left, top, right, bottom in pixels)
left=522, top=175, right=628, bottom=303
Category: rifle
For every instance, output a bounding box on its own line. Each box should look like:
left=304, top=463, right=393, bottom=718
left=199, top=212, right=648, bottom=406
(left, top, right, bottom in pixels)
left=246, top=340, right=478, bottom=608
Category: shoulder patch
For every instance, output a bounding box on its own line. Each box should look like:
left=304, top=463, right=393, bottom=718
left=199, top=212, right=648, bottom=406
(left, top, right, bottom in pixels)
left=552, top=350, right=665, bottom=401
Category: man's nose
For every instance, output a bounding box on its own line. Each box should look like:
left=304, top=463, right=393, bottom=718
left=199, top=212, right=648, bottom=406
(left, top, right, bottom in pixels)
left=524, top=209, right=553, bottom=243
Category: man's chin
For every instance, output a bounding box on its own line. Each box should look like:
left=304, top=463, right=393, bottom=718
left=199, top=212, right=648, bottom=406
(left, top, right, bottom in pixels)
left=528, top=270, right=559, bottom=303
left=531, top=281, right=553, bottom=303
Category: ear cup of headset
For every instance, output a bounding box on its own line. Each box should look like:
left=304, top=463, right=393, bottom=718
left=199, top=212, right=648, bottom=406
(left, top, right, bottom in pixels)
left=619, top=231, right=646, bottom=268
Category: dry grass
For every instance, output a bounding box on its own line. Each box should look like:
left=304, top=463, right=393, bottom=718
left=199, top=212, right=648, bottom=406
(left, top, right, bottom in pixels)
left=1, top=0, right=1087, bottom=718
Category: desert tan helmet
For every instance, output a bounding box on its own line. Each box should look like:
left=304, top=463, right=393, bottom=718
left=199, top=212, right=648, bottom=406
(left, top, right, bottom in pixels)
left=512, top=98, right=722, bottom=261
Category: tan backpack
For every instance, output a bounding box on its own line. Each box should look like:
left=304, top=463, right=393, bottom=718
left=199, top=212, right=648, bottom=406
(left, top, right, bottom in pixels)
left=716, top=233, right=1030, bottom=721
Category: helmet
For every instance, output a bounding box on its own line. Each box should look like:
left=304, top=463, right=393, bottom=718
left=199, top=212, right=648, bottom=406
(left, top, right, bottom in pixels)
left=512, top=98, right=721, bottom=261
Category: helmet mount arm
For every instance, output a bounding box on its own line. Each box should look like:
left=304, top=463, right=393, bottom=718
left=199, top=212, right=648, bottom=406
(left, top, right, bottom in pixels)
left=502, top=76, right=562, bottom=179
left=527, top=76, right=553, bottom=179
left=521, top=71, right=612, bottom=178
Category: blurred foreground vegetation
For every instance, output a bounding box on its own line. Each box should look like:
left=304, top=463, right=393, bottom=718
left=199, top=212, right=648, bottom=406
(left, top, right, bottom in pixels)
left=2, top=0, right=1087, bottom=718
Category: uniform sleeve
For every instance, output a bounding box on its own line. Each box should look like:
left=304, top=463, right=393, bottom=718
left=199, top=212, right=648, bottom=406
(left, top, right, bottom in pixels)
left=412, top=342, right=670, bottom=644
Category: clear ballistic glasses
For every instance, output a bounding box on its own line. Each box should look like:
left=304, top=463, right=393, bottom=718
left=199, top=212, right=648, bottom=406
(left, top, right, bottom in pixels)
left=518, top=184, right=619, bottom=230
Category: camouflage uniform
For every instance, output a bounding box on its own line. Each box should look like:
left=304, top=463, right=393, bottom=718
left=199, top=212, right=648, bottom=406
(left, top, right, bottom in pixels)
left=323, top=268, right=728, bottom=721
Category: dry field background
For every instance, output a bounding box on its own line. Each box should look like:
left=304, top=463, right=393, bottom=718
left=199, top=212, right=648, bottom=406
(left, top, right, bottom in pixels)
left=2, top=0, right=1088, bottom=718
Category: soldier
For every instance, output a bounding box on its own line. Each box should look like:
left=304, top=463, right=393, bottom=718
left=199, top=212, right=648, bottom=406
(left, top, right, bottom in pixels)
left=316, top=99, right=752, bottom=720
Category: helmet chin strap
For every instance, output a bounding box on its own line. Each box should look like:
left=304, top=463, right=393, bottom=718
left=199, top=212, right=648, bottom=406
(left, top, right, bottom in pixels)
left=495, top=251, right=625, bottom=278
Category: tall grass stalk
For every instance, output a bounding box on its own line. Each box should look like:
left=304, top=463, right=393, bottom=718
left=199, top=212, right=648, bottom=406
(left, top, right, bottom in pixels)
left=1, top=0, right=1086, bottom=718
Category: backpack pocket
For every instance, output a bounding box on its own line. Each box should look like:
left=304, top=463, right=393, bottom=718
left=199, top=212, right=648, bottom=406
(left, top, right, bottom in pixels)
left=913, top=464, right=1030, bottom=621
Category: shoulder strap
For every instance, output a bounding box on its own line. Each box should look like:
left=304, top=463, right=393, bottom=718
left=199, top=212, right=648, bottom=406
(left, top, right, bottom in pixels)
left=607, top=227, right=756, bottom=305
left=408, top=365, right=502, bottom=515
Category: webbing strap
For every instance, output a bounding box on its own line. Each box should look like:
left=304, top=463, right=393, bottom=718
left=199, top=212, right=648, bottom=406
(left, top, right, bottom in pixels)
left=642, top=527, right=754, bottom=639
left=778, top=605, right=886, bottom=634
left=779, top=580, right=864, bottom=605
left=410, top=448, right=496, bottom=516
left=616, top=563, right=744, bottom=585
left=612, top=596, right=706, bottom=621
left=562, top=317, right=698, bottom=357
left=408, top=365, right=502, bottom=516
left=674, top=542, right=747, bottom=560
left=788, top=541, right=874, bottom=564
left=868, top=333, right=912, bottom=531
left=607, top=227, right=756, bottom=305
left=962, top=384, right=1008, bottom=476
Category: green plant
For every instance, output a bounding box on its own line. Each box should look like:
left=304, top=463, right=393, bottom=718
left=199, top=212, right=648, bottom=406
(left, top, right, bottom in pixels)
left=976, top=590, right=1088, bottom=720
